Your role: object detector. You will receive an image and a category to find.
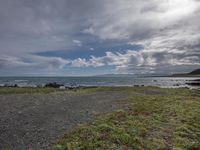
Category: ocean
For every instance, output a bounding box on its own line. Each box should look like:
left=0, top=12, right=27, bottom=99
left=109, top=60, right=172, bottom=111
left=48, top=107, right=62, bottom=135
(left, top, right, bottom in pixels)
left=0, top=76, right=200, bottom=89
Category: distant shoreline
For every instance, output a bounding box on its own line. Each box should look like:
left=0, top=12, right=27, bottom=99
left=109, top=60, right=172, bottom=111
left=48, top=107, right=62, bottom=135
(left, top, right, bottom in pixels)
left=0, top=76, right=200, bottom=89
left=145, top=74, right=200, bottom=78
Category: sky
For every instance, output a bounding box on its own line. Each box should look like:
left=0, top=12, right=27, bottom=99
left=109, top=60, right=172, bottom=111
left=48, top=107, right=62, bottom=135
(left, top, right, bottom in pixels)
left=0, top=0, right=200, bottom=76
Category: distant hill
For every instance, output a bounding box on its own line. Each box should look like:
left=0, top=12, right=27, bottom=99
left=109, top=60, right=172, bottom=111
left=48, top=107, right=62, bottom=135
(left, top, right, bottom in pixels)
left=94, top=69, right=200, bottom=77
left=94, top=73, right=169, bottom=77
left=188, top=69, right=200, bottom=75
left=172, top=68, right=200, bottom=77
left=94, top=74, right=138, bottom=77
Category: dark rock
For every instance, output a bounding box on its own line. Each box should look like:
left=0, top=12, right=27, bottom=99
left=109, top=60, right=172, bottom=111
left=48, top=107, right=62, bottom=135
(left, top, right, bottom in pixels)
left=45, top=82, right=64, bottom=88
left=186, top=82, right=200, bottom=86
left=191, top=79, right=200, bottom=82
left=14, top=84, right=18, bottom=87
left=3, top=84, right=18, bottom=87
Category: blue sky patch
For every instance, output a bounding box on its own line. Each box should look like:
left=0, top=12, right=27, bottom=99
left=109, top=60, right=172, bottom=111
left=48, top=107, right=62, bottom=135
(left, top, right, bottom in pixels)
left=35, top=43, right=143, bottom=60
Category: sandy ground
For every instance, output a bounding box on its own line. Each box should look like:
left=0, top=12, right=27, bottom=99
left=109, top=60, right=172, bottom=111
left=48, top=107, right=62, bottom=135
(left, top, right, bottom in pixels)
left=0, top=91, right=128, bottom=150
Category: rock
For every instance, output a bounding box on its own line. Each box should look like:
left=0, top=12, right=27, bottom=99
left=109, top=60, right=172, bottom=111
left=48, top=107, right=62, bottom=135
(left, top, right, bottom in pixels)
left=192, top=79, right=200, bottom=82
left=59, top=86, right=66, bottom=89
left=45, top=82, right=64, bottom=88
left=134, top=85, right=140, bottom=87
left=14, top=84, right=18, bottom=87
left=186, top=82, right=200, bottom=86
left=3, top=84, right=18, bottom=87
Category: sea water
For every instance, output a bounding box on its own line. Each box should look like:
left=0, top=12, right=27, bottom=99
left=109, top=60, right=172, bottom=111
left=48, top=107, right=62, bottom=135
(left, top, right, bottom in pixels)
left=0, top=76, right=200, bottom=88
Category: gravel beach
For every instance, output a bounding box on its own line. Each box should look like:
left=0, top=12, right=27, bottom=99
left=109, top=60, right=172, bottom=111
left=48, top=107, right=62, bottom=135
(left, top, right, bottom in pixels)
left=0, top=91, right=128, bottom=150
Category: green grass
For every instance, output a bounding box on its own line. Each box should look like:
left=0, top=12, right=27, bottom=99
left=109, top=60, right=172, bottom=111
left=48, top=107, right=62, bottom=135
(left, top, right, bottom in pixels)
left=53, top=87, right=200, bottom=150
left=0, top=87, right=58, bottom=94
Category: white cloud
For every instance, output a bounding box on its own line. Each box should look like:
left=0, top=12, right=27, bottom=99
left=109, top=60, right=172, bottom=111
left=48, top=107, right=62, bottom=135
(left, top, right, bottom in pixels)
left=71, top=47, right=200, bottom=74
left=0, top=55, right=32, bottom=68
left=83, top=0, right=200, bottom=41
left=72, top=39, right=82, bottom=47
left=71, top=58, right=88, bottom=67
left=0, top=55, right=70, bottom=70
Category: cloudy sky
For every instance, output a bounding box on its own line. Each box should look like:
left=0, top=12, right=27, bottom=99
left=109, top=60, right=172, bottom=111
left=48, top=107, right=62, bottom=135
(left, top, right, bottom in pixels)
left=0, top=0, right=200, bottom=76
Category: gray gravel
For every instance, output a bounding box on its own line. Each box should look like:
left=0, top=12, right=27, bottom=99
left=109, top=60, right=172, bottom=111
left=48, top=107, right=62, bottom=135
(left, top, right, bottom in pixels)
left=0, top=91, right=128, bottom=150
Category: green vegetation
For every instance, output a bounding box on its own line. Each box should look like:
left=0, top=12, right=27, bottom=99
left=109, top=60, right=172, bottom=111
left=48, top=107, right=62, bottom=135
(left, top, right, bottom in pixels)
left=0, top=87, right=57, bottom=94
left=53, top=87, right=200, bottom=150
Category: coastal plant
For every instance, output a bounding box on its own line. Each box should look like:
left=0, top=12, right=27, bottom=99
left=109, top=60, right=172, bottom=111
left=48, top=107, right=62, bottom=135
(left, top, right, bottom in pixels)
left=53, top=87, right=200, bottom=150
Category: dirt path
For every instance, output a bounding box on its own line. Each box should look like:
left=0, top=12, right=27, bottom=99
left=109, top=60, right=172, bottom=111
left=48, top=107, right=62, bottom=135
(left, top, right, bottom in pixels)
left=0, top=91, right=128, bottom=150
